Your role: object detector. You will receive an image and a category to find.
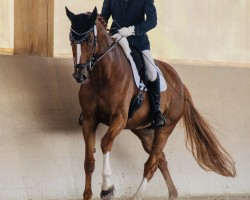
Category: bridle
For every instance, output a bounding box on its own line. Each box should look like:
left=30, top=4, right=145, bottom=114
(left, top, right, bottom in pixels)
left=70, top=23, right=122, bottom=83
left=70, top=25, right=98, bottom=70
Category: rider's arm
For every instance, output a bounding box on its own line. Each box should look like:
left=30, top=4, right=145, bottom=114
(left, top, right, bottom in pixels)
left=134, top=0, right=157, bottom=36
left=101, top=0, right=111, bottom=22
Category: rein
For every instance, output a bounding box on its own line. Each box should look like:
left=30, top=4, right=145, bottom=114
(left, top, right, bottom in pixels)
left=92, top=37, right=123, bottom=66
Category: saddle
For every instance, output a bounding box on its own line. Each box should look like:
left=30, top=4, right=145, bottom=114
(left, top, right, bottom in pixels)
left=128, top=46, right=148, bottom=118
left=129, top=45, right=148, bottom=84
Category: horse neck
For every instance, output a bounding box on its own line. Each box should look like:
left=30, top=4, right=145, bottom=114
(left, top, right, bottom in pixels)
left=90, top=24, right=130, bottom=85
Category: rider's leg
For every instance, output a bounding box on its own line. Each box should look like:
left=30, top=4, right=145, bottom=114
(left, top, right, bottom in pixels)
left=112, top=33, right=133, bottom=60
left=113, top=35, right=165, bottom=127
left=142, top=50, right=157, bottom=82
left=142, top=50, right=166, bottom=128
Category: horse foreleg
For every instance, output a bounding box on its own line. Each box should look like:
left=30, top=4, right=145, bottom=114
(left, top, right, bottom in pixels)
left=132, top=124, right=176, bottom=200
left=100, top=151, right=115, bottom=199
left=100, top=112, right=126, bottom=200
left=82, top=120, right=97, bottom=200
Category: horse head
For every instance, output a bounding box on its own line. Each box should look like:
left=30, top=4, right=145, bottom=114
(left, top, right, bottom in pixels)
left=66, top=7, right=98, bottom=83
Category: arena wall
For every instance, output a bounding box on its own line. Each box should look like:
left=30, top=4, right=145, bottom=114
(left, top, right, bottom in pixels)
left=54, top=0, right=250, bottom=64
left=0, top=55, right=249, bottom=199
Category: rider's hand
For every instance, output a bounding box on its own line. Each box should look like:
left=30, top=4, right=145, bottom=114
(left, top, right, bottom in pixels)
left=111, top=33, right=122, bottom=41
left=118, top=26, right=135, bottom=37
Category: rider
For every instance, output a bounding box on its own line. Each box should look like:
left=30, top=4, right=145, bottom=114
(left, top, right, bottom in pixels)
left=101, top=0, right=166, bottom=128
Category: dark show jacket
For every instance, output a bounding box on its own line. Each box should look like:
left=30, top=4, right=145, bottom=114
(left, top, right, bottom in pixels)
left=101, top=0, right=157, bottom=50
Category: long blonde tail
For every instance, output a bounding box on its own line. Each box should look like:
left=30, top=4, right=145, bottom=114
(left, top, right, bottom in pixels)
left=183, top=85, right=236, bottom=177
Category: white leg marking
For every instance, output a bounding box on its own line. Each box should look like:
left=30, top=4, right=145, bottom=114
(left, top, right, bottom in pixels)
left=76, top=44, right=81, bottom=64
left=132, top=178, right=148, bottom=200
left=102, top=152, right=113, bottom=190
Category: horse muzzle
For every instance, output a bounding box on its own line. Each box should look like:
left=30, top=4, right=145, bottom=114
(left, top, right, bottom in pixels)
left=72, top=66, right=88, bottom=83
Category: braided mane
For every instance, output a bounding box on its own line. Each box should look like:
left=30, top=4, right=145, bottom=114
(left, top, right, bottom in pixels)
left=85, top=12, right=108, bottom=30
left=97, top=15, right=108, bottom=30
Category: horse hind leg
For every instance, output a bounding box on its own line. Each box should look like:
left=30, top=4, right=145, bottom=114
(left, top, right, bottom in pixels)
left=158, top=153, right=178, bottom=200
left=132, top=127, right=178, bottom=200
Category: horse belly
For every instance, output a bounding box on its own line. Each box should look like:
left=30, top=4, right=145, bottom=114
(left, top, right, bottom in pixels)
left=125, top=100, right=152, bottom=130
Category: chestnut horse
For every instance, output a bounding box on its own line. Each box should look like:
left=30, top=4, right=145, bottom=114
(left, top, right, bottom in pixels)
left=66, top=7, right=236, bottom=200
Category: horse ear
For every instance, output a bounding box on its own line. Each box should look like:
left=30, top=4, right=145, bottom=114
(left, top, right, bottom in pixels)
left=88, top=7, right=98, bottom=24
left=65, top=7, right=75, bottom=21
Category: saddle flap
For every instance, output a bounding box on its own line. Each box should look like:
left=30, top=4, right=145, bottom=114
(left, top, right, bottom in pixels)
left=130, top=45, right=148, bottom=84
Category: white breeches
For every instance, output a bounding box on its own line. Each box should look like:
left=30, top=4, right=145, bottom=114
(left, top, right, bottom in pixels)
left=142, top=50, right=157, bottom=81
left=112, top=34, right=158, bottom=82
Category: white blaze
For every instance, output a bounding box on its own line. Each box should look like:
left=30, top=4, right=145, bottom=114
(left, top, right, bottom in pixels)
left=76, top=44, right=81, bottom=64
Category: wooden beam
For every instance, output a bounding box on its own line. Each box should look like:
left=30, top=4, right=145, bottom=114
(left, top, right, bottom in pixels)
left=14, top=0, right=54, bottom=57
left=0, top=48, right=14, bottom=55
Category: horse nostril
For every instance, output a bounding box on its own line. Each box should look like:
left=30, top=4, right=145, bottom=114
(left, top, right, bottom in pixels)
left=72, top=72, right=86, bottom=83
left=78, top=75, right=86, bottom=83
left=82, top=75, right=87, bottom=80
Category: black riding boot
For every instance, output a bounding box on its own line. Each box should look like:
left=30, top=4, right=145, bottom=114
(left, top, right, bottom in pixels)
left=147, top=73, right=166, bottom=128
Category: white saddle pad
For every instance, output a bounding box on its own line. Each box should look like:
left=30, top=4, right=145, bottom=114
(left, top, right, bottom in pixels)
left=130, top=59, right=167, bottom=91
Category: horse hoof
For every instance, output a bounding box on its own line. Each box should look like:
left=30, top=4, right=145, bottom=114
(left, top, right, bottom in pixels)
left=100, top=185, right=115, bottom=200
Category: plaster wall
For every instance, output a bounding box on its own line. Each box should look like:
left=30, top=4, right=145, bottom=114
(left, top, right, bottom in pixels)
left=1, top=1, right=249, bottom=63
left=54, top=0, right=250, bottom=63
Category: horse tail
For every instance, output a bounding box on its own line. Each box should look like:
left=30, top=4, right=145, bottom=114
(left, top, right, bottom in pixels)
left=182, top=85, right=236, bottom=177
